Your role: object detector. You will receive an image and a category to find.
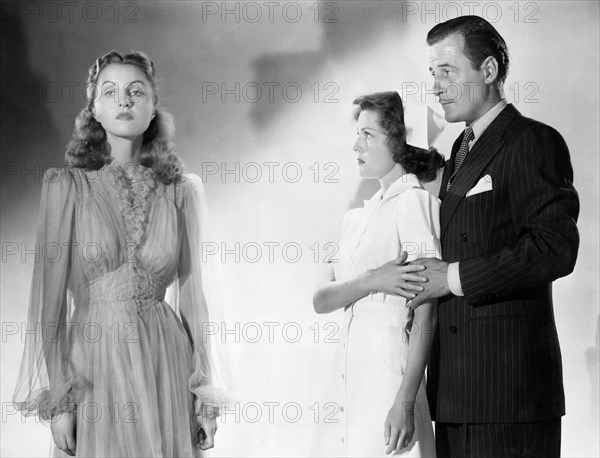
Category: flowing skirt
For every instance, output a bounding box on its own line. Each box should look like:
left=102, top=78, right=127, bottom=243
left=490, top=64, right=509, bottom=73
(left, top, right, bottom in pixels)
left=56, top=299, right=203, bottom=457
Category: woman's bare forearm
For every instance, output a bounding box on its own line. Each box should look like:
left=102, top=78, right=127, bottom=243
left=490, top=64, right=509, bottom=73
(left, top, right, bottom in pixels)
left=313, top=271, right=375, bottom=314
left=313, top=255, right=429, bottom=314
left=393, top=302, right=437, bottom=408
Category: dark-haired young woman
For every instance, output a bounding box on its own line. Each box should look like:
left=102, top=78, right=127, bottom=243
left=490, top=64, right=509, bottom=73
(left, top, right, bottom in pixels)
left=13, top=50, right=226, bottom=457
left=314, top=92, right=444, bottom=457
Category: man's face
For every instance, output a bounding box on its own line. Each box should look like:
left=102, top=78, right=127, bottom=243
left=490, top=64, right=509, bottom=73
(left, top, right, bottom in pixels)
left=428, top=33, right=490, bottom=125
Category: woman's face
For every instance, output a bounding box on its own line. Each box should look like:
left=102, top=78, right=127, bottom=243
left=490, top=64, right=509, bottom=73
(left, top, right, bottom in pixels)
left=92, top=63, right=155, bottom=142
left=353, top=110, right=396, bottom=179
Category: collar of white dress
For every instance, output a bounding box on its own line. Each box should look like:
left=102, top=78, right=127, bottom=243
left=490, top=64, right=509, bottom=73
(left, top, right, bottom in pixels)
left=364, top=173, right=423, bottom=207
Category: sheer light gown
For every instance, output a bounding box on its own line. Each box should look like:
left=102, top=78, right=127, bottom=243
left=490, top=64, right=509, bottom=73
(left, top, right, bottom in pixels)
left=331, top=173, right=439, bottom=457
left=13, top=162, right=225, bottom=457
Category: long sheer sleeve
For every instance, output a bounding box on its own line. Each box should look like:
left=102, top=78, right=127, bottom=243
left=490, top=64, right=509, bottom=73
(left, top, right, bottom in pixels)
left=13, top=167, right=85, bottom=422
left=176, top=173, right=230, bottom=420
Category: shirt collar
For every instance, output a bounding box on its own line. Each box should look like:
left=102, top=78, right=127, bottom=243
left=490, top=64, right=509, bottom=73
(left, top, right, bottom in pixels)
left=469, top=99, right=508, bottom=144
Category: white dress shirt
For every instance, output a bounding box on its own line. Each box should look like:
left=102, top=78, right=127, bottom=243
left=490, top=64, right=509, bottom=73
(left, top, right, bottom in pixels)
left=447, top=99, right=508, bottom=296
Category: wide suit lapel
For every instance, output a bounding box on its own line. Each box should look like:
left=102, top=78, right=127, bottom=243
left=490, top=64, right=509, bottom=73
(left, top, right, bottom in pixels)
left=439, top=104, right=521, bottom=237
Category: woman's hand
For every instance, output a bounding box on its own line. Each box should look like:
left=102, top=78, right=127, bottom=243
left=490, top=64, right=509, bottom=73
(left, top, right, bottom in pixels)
left=314, top=251, right=428, bottom=314
left=197, top=416, right=218, bottom=450
left=50, top=410, right=77, bottom=456
left=366, top=252, right=427, bottom=299
left=384, top=400, right=415, bottom=455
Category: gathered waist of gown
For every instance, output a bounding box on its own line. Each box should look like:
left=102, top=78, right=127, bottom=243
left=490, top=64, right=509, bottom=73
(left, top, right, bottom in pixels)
left=88, top=264, right=168, bottom=314
left=344, top=293, right=410, bottom=328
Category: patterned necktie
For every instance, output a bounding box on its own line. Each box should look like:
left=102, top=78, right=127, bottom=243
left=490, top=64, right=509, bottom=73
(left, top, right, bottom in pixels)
left=447, top=126, right=474, bottom=190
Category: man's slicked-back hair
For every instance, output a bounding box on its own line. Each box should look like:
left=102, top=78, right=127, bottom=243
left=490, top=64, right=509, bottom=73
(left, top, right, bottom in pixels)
left=427, top=15, right=509, bottom=84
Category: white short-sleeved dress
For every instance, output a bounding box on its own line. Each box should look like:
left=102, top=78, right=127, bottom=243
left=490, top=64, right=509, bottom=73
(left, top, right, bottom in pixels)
left=332, top=173, right=440, bottom=457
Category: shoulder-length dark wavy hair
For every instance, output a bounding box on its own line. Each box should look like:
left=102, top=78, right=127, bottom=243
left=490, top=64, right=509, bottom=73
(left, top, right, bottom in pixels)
left=352, top=91, right=445, bottom=182
left=65, top=50, right=183, bottom=184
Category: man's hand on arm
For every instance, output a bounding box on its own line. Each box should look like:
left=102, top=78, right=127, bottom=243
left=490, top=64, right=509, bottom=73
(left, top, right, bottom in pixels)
left=406, top=258, right=451, bottom=310
left=368, top=251, right=429, bottom=299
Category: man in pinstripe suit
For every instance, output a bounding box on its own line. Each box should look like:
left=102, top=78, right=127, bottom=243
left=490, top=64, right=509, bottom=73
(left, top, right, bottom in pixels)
left=404, top=16, right=580, bottom=458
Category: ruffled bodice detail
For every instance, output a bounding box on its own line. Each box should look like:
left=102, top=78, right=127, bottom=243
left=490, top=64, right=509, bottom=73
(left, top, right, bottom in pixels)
left=88, top=162, right=169, bottom=315
left=105, top=161, right=157, bottom=250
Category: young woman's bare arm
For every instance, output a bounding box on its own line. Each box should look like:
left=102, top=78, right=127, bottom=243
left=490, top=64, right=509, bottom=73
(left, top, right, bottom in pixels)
left=384, top=301, right=437, bottom=453
left=313, top=252, right=427, bottom=314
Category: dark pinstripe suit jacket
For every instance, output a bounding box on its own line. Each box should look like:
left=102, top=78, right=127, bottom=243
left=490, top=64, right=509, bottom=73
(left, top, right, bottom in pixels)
left=427, top=104, right=580, bottom=424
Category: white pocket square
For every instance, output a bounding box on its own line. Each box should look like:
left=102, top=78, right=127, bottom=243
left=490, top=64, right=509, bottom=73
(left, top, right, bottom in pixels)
left=466, top=174, right=493, bottom=197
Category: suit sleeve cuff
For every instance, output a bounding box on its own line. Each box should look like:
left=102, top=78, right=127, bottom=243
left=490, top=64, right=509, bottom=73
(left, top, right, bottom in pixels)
left=447, top=262, right=464, bottom=296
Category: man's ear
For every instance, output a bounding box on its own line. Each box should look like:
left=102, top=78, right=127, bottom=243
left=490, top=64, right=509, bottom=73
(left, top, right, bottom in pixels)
left=481, top=56, right=499, bottom=84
